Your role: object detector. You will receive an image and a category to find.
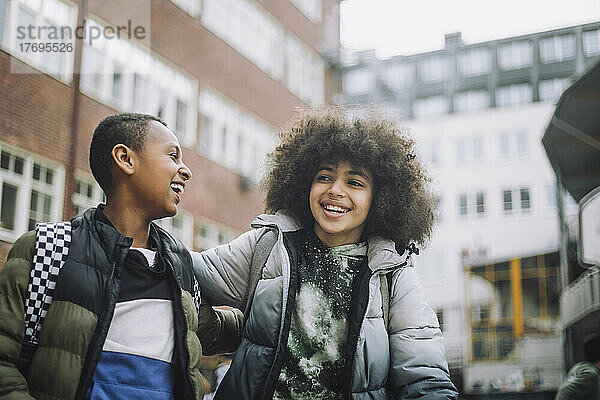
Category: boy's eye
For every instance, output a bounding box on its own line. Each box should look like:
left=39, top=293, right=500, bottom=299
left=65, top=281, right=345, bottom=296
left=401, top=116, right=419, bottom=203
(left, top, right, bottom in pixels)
left=170, top=153, right=179, bottom=160
left=317, top=175, right=332, bottom=182
left=348, top=180, right=364, bottom=187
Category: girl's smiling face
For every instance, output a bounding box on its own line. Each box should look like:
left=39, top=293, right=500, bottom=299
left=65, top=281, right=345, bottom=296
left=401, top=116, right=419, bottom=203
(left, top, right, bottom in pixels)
left=309, top=160, right=373, bottom=247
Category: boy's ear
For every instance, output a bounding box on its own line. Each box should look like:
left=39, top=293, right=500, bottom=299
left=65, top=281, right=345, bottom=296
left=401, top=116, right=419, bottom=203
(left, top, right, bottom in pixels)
left=111, top=144, right=135, bottom=176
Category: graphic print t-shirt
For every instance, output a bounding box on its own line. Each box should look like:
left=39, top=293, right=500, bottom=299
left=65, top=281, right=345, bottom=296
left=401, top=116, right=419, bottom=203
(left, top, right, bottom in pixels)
left=88, top=247, right=176, bottom=400
left=274, top=230, right=367, bottom=400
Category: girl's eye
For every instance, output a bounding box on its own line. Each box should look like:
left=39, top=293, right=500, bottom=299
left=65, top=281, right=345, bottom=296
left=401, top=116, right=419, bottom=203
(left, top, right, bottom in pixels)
left=317, top=175, right=332, bottom=182
left=348, top=180, right=364, bottom=187
left=170, top=153, right=179, bottom=160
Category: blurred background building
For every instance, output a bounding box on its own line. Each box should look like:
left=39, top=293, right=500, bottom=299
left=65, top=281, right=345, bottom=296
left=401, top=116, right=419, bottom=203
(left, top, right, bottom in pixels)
left=338, top=21, right=600, bottom=397
left=0, top=0, right=342, bottom=263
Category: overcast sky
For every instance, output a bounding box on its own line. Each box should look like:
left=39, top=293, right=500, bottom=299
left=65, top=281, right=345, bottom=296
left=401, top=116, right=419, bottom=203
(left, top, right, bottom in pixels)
left=341, top=0, right=600, bottom=58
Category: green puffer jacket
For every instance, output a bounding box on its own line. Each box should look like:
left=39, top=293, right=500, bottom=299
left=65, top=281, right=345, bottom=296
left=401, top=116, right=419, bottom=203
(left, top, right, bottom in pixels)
left=0, top=207, right=242, bottom=400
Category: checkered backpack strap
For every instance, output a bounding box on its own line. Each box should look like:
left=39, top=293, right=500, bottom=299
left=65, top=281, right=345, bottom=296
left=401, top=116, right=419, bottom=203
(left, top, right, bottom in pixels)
left=18, top=222, right=71, bottom=375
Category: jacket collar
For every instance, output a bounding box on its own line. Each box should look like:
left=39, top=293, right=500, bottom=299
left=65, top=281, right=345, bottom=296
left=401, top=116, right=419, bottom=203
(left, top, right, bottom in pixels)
left=251, top=212, right=411, bottom=273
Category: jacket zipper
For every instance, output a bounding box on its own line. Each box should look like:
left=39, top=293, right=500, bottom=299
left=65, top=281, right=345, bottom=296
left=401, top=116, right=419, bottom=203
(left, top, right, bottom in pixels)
left=165, top=257, right=195, bottom=398
left=74, top=260, right=119, bottom=400
left=346, top=263, right=406, bottom=399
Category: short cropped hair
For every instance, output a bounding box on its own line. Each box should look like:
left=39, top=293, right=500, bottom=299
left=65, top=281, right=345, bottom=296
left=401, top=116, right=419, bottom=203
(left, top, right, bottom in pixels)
left=264, top=105, right=435, bottom=250
left=583, top=333, right=600, bottom=362
left=89, top=113, right=167, bottom=194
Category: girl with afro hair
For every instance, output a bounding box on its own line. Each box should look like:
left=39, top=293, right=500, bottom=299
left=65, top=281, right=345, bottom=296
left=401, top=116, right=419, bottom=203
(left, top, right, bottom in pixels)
left=193, top=106, right=458, bottom=400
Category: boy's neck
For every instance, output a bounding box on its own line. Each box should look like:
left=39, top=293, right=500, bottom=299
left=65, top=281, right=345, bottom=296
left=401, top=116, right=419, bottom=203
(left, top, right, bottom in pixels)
left=102, top=202, right=151, bottom=249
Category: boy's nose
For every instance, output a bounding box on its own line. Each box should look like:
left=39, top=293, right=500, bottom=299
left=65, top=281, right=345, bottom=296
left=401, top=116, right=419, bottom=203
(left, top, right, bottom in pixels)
left=180, top=163, right=192, bottom=181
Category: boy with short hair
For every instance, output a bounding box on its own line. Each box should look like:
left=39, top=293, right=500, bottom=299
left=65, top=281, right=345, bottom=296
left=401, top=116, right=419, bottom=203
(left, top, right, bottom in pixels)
left=555, top=333, right=600, bottom=400
left=0, top=113, right=242, bottom=400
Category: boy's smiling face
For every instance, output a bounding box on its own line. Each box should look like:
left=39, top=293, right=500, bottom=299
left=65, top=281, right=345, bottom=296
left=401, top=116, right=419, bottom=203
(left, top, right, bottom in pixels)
left=131, top=121, right=192, bottom=220
left=309, top=160, right=373, bottom=247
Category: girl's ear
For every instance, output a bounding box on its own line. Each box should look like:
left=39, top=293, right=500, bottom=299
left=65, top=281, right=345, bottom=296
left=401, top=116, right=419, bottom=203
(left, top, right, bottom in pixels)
left=111, top=144, right=135, bottom=176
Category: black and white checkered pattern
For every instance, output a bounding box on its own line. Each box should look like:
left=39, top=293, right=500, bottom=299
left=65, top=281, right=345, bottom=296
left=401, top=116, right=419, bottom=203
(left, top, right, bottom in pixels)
left=23, top=222, right=72, bottom=345
left=192, top=276, right=201, bottom=311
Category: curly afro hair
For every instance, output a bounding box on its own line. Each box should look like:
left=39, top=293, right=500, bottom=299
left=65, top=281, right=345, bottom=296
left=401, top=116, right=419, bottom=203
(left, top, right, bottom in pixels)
left=264, top=105, right=435, bottom=249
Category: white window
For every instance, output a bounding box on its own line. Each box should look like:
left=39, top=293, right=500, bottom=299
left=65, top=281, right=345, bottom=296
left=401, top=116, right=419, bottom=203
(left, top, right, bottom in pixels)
left=79, top=18, right=198, bottom=147
left=198, top=89, right=275, bottom=181
left=498, top=41, right=533, bottom=70
left=418, top=55, right=447, bottom=83
left=285, top=32, right=324, bottom=104
left=495, top=83, right=532, bottom=107
left=539, top=34, right=576, bottom=63
left=458, top=47, right=491, bottom=77
left=418, top=142, right=439, bottom=166
left=583, top=29, right=600, bottom=57
left=539, top=78, right=569, bottom=102
left=502, top=187, right=532, bottom=214
left=343, top=68, right=376, bottom=96
left=382, top=61, right=413, bottom=89
left=202, top=0, right=284, bottom=81
left=157, top=210, right=194, bottom=248
left=195, top=218, right=238, bottom=251
left=454, top=90, right=490, bottom=113
left=170, top=0, right=201, bottom=17
left=545, top=184, right=557, bottom=209
left=2, top=0, right=76, bottom=81
left=0, top=144, right=64, bottom=242
left=0, top=0, right=8, bottom=42
left=289, top=0, right=322, bottom=23
left=498, top=131, right=528, bottom=159
left=412, top=96, right=449, bottom=118
left=72, top=175, right=105, bottom=216
left=458, top=191, right=486, bottom=218
left=456, top=136, right=482, bottom=165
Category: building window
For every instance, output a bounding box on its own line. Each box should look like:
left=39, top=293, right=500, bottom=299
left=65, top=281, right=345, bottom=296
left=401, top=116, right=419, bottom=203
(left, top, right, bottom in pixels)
left=499, top=131, right=528, bottom=159
left=0, top=0, right=8, bottom=43
left=458, top=191, right=486, bottom=218
left=383, top=61, right=413, bottom=89
left=198, top=89, right=275, bottom=181
left=202, top=0, right=285, bottom=81
left=157, top=211, right=194, bottom=248
left=502, top=187, right=532, bottom=214
left=0, top=145, right=64, bottom=242
left=520, top=188, right=531, bottom=211
left=454, top=90, right=490, bottom=113
left=195, top=218, right=238, bottom=251
left=343, top=68, right=376, bottom=96
left=539, top=34, right=576, bottom=63
left=583, top=29, right=600, bottom=57
left=495, top=83, right=532, bottom=107
left=170, top=0, right=202, bottom=17
left=458, top=47, right=491, bottom=77
left=455, top=136, right=483, bottom=164
left=2, top=0, right=76, bottom=81
left=539, top=78, right=569, bottom=102
left=418, top=55, right=447, bottom=83
left=198, top=113, right=213, bottom=154
left=412, top=96, right=449, bottom=118
left=498, top=40, right=533, bottom=70
left=503, top=189, right=513, bottom=212
left=284, top=32, right=324, bottom=104
left=72, top=175, right=105, bottom=216
left=79, top=18, right=198, bottom=148
left=289, top=0, right=322, bottom=22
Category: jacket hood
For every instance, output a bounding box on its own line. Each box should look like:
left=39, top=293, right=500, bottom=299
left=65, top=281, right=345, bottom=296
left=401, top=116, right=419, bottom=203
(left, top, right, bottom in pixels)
left=251, top=212, right=411, bottom=273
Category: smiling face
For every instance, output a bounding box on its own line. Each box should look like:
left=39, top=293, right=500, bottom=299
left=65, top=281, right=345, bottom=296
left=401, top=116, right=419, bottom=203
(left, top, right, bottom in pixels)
left=309, top=160, right=373, bottom=247
left=131, top=121, right=192, bottom=220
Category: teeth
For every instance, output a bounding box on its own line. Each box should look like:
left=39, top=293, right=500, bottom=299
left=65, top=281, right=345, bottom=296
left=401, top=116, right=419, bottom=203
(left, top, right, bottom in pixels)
left=170, top=183, right=184, bottom=194
left=324, top=204, right=347, bottom=213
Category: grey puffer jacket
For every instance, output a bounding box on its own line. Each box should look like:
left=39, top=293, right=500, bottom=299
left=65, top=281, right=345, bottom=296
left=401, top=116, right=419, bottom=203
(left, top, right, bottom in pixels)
left=192, top=212, right=458, bottom=400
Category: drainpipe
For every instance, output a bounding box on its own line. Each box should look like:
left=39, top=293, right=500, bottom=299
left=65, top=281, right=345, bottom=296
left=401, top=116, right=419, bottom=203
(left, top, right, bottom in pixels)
left=65, top=0, right=88, bottom=218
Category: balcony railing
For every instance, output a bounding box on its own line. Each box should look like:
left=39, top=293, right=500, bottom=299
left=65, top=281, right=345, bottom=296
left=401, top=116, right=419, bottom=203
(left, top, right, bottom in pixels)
left=561, top=267, right=600, bottom=327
